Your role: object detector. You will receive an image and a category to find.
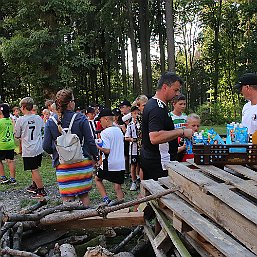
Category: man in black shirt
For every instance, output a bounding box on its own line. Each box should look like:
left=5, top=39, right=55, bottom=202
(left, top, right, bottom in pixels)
left=141, top=72, right=193, bottom=180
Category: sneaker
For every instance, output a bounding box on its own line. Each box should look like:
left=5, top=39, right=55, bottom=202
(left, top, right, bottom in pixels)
left=130, top=182, right=137, bottom=191
left=26, top=184, right=38, bottom=194
left=32, top=189, right=47, bottom=198
left=9, top=178, right=17, bottom=185
left=108, top=198, right=124, bottom=206
left=0, top=176, right=9, bottom=184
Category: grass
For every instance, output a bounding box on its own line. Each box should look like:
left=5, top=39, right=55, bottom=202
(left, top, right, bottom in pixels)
left=200, top=125, right=226, bottom=135
left=0, top=153, right=138, bottom=207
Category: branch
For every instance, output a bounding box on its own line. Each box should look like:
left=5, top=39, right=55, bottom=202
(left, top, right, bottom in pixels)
left=0, top=247, right=40, bottom=257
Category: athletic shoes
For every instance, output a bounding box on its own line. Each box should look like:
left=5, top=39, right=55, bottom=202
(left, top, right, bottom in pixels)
left=9, top=178, right=17, bottom=185
left=130, top=182, right=137, bottom=191
left=26, top=184, right=38, bottom=194
left=0, top=176, right=9, bottom=184
left=32, top=188, right=47, bottom=198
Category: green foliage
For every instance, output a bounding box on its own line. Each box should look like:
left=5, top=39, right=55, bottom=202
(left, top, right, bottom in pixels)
left=196, top=101, right=242, bottom=125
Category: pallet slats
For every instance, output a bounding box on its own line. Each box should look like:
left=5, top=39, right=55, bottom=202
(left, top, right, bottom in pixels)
left=141, top=179, right=256, bottom=257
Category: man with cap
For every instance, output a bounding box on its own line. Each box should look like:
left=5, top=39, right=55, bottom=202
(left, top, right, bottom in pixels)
left=94, top=108, right=125, bottom=205
left=141, top=72, right=193, bottom=181
left=234, top=73, right=257, bottom=134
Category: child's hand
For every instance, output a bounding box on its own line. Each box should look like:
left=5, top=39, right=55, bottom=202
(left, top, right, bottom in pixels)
left=178, top=144, right=186, bottom=153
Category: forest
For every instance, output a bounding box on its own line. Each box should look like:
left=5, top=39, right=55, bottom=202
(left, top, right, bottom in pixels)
left=0, top=0, right=256, bottom=124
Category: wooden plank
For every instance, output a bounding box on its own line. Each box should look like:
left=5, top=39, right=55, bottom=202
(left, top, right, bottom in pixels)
left=167, top=162, right=257, bottom=225
left=226, top=165, right=257, bottom=182
left=150, top=203, right=192, bottom=257
left=193, top=163, right=257, bottom=200
left=46, top=212, right=145, bottom=230
left=187, top=231, right=225, bottom=257
left=144, top=221, right=167, bottom=257
left=154, top=228, right=171, bottom=252
left=141, top=179, right=257, bottom=257
left=162, top=171, right=257, bottom=254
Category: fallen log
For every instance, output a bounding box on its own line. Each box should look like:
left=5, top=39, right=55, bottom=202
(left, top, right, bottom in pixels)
left=60, top=244, right=77, bottom=257
left=4, top=205, right=90, bottom=222
left=41, top=187, right=178, bottom=225
left=0, top=247, right=40, bottom=257
left=111, top=226, right=143, bottom=254
left=13, top=222, right=23, bottom=251
left=4, top=187, right=177, bottom=224
left=19, top=199, right=47, bottom=214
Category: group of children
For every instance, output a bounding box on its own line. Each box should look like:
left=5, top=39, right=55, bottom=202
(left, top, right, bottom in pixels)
left=0, top=92, right=201, bottom=206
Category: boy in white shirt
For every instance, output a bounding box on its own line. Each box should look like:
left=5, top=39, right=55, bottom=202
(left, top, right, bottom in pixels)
left=94, top=108, right=125, bottom=204
left=125, top=106, right=140, bottom=191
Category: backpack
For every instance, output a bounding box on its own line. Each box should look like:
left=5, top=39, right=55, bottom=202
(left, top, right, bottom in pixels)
left=51, top=114, right=85, bottom=164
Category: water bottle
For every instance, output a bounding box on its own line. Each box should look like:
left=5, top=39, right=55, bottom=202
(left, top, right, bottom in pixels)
left=95, top=138, right=103, bottom=147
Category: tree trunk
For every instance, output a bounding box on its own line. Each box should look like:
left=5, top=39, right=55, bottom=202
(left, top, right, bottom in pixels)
left=127, top=0, right=140, bottom=95
left=157, top=0, right=165, bottom=73
left=213, top=0, right=222, bottom=101
left=120, top=35, right=128, bottom=97
left=165, top=0, right=176, bottom=72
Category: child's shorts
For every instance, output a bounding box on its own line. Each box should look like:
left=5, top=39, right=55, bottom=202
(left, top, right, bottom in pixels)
left=23, top=154, right=42, bottom=171
left=0, top=150, right=15, bottom=161
left=96, top=168, right=125, bottom=184
left=131, top=155, right=139, bottom=164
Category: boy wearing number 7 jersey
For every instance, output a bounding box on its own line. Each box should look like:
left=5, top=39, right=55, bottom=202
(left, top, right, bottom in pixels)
left=15, top=97, right=47, bottom=198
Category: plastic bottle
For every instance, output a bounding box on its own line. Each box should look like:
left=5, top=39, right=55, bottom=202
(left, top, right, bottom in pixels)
left=95, top=138, right=103, bottom=147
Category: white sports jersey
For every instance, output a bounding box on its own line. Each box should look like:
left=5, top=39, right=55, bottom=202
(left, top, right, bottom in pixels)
left=125, top=121, right=138, bottom=156
left=15, top=114, right=44, bottom=157
left=242, top=101, right=257, bottom=134
left=100, top=126, right=125, bottom=171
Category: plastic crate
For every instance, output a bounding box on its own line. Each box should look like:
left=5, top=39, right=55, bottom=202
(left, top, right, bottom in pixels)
left=193, top=144, right=257, bottom=165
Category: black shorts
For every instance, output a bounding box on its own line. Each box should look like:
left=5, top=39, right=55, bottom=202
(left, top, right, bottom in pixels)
left=96, top=168, right=125, bottom=184
left=23, top=154, right=42, bottom=171
left=130, top=155, right=139, bottom=165
left=141, top=156, right=168, bottom=181
left=0, top=150, right=15, bottom=161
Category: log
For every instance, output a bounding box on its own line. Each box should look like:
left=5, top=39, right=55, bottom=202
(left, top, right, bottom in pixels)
left=114, top=253, right=134, bottom=257
left=83, top=245, right=113, bottom=257
left=59, top=244, right=77, bottom=257
left=13, top=222, right=23, bottom=251
left=4, top=187, right=177, bottom=224
left=19, top=199, right=47, bottom=214
left=1, top=229, right=11, bottom=257
left=111, top=226, right=143, bottom=254
left=40, top=187, right=178, bottom=225
left=0, top=247, right=40, bottom=257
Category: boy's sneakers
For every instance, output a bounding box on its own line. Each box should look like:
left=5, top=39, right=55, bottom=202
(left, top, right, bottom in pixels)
left=9, top=178, right=17, bottom=185
left=130, top=181, right=137, bottom=191
left=26, top=184, right=38, bottom=194
left=0, top=176, right=9, bottom=184
left=32, top=188, right=47, bottom=198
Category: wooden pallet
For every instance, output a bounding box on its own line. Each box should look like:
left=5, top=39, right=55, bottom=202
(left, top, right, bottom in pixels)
left=141, top=162, right=257, bottom=257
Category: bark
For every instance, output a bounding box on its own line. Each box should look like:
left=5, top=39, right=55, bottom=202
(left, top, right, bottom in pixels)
left=111, top=226, right=143, bottom=254
left=127, top=0, right=140, bottom=95
left=157, top=0, right=165, bottom=73
left=59, top=244, right=77, bottom=257
left=213, top=0, right=222, bottom=101
left=120, top=35, right=128, bottom=97
left=139, top=0, right=152, bottom=95
left=0, top=247, right=40, bottom=257
left=165, top=0, right=176, bottom=72
left=13, top=223, right=23, bottom=251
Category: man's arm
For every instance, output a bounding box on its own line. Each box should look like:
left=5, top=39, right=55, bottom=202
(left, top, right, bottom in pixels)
left=149, top=128, right=193, bottom=145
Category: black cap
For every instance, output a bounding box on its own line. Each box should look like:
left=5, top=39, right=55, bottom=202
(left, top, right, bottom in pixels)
left=86, top=107, right=95, bottom=114
left=131, top=106, right=139, bottom=112
left=234, top=73, right=257, bottom=91
left=119, top=99, right=131, bottom=107
left=112, top=107, right=121, bottom=116
left=95, top=108, right=114, bottom=121
left=0, top=103, right=10, bottom=118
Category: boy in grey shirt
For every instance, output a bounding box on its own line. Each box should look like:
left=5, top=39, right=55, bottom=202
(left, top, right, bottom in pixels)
left=15, top=97, right=47, bottom=198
